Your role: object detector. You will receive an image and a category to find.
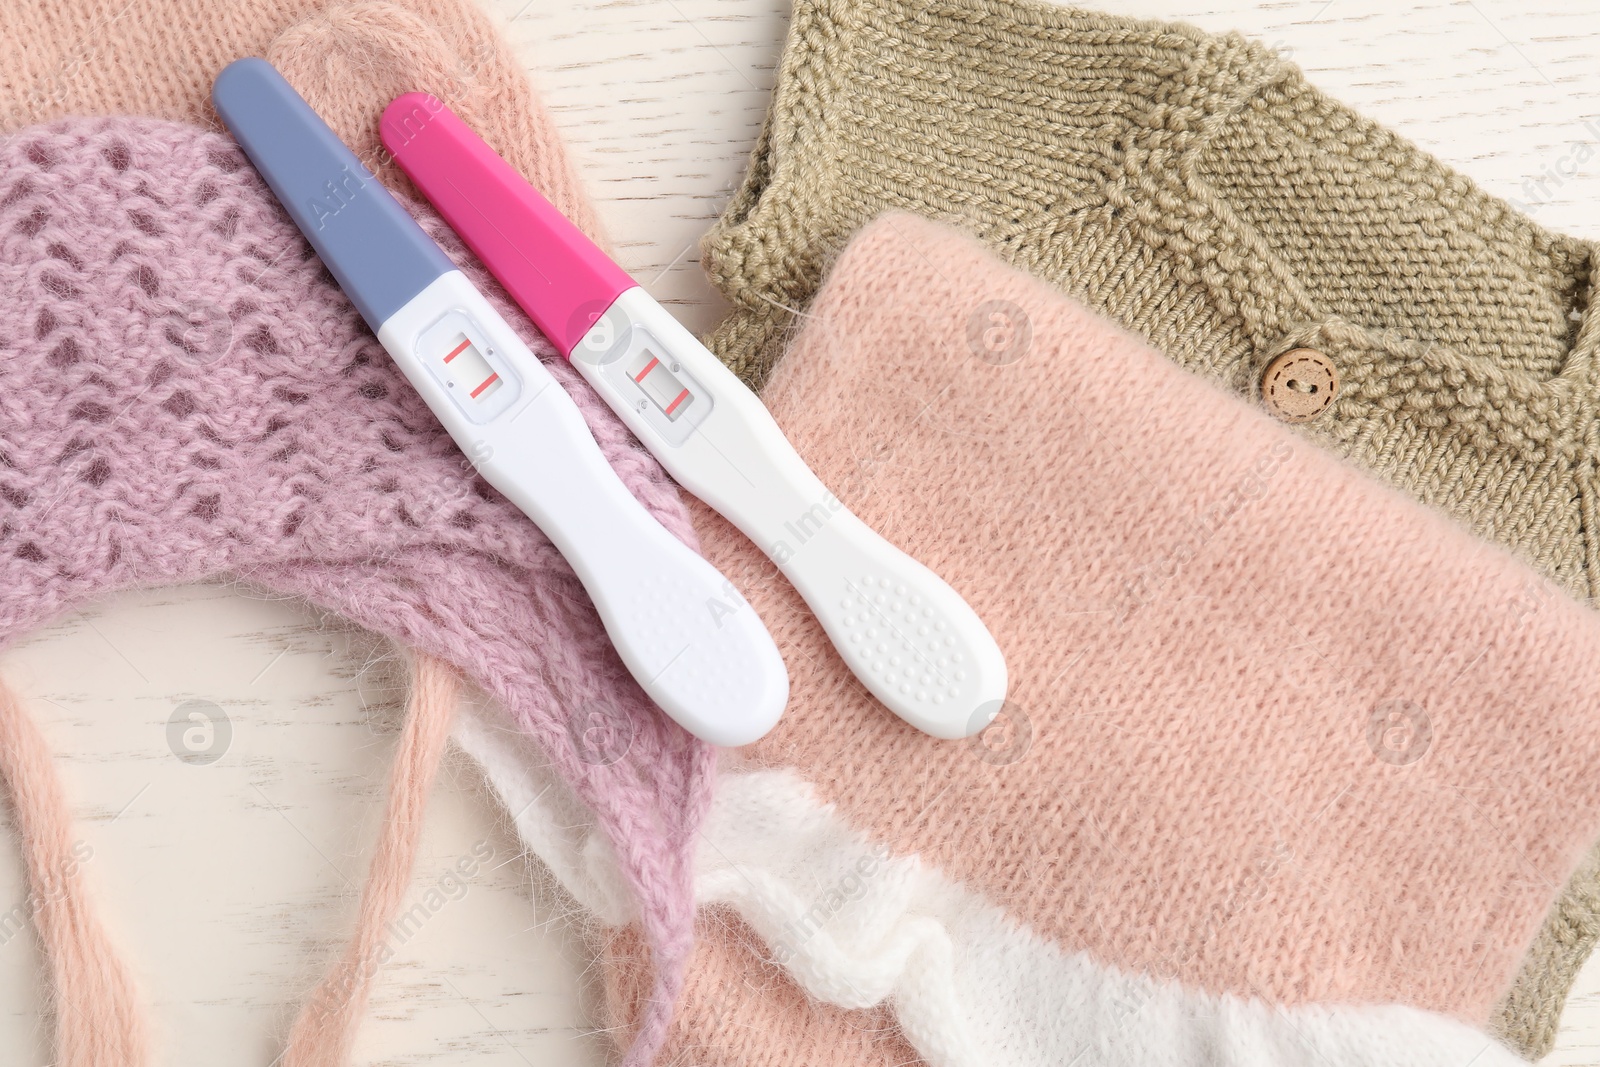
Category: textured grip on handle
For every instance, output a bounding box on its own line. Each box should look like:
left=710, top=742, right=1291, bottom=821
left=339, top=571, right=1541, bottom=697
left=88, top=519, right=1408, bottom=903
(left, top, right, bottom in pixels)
left=793, top=512, right=1007, bottom=738
left=379, top=275, right=789, bottom=748
left=217, top=67, right=789, bottom=746
left=573, top=290, right=1007, bottom=738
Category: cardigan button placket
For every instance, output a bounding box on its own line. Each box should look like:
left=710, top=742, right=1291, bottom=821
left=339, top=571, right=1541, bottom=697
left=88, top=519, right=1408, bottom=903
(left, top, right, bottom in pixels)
left=1260, top=348, right=1339, bottom=424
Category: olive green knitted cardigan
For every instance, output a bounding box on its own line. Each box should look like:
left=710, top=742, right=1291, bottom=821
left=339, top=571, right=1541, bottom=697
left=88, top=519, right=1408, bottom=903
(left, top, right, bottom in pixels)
left=701, top=0, right=1600, bottom=1056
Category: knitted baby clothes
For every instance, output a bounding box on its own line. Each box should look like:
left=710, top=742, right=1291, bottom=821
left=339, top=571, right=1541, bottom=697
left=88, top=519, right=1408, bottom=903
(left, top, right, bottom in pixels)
left=700, top=0, right=1600, bottom=1050
left=594, top=212, right=1600, bottom=1066
left=0, top=0, right=602, bottom=238
left=0, top=117, right=709, bottom=1066
left=706, top=0, right=1599, bottom=597
left=0, top=1, right=691, bottom=1056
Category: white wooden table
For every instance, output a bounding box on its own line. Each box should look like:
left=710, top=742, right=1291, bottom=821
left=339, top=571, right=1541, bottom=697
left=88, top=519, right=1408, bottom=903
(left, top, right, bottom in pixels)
left=3, top=0, right=1599, bottom=1063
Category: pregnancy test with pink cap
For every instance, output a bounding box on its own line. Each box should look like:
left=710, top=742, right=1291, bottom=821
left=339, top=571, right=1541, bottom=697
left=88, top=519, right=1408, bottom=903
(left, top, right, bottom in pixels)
left=213, top=59, right=788, bottom=747
left=381, top=94, right=1007, bottom=739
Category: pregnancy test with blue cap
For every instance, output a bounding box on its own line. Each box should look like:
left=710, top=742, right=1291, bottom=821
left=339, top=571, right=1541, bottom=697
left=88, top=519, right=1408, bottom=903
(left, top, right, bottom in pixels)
left=211, top=58, right=788, bottom=747
left=380, top=94, right=1007, bottom=739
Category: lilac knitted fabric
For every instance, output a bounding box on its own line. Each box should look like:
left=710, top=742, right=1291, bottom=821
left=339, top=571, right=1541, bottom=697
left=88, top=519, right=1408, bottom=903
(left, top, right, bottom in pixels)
left=0, top=117, right=712, bottom=1062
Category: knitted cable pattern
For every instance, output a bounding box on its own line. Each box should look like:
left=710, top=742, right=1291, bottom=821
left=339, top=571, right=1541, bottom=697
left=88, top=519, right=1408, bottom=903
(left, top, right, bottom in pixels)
left=701, top=0, right=1600, bottom=1051
left=0, top=116, right=707, bottom=1067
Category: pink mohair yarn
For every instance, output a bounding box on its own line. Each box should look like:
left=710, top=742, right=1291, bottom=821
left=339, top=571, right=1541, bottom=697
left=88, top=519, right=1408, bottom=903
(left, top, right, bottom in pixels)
left=0, top=116, right=711, bottom=1065
left=279, top=652, right=461, bottom=1067
left=0, top=675, right=147, bottom=1067
left=604, top=214, right=1600, bottom=1065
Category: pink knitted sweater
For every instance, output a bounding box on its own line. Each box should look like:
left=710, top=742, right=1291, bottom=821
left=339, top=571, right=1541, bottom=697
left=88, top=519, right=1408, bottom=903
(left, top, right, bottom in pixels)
left=596, top=214, right=1600, bottom=1065
left=0, top=116, right=706, bottom=1065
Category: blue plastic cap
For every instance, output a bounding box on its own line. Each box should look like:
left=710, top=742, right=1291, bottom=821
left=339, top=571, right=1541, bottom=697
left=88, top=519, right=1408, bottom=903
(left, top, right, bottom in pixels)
left=212, top=58, right=455, bottom=330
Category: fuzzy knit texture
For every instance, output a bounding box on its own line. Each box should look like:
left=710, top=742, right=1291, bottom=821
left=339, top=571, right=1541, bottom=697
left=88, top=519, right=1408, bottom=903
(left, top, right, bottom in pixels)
left=0, top=2, right=711, bottom=1061
left=0, top=114, right=712, bottom=1066
left=700, top=0, right=1600, bottom=1051
left=0, top=0, right=602, bottom=238
left=279, top=653, right=458, bottom=1067
left=0, top=674, right=146, bottom=1067
left=0, top=645, right=461, bottom=1067
left=706, top=0, right=1600, bottom=599
left=592, top=212, right=1600, bottom=1065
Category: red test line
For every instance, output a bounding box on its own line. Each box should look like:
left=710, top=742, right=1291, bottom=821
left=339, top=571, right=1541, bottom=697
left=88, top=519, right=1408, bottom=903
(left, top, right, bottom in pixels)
left=470, top=374, right=500, bottom=399
left=633, top=356, right=660, bottom=383
left=664, top=388, right=691, bottom=416
left=443, top=338, right=472, bottom=363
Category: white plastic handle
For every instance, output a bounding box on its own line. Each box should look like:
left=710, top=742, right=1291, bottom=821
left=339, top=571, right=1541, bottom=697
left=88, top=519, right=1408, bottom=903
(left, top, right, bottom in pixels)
left=379, top=273, right=789, bottom=747
left=573, top=288, right=1007, bottom=739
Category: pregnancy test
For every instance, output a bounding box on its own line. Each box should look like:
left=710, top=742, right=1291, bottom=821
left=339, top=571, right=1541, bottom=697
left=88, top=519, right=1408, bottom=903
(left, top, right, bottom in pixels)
left=211, top=59, right=788, bottom=747
left=380, top=95, right=1007, bottom=739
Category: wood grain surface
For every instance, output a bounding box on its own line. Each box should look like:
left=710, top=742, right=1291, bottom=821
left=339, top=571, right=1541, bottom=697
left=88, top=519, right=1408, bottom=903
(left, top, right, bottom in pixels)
left=2, top=0, right=1599, bottom=1063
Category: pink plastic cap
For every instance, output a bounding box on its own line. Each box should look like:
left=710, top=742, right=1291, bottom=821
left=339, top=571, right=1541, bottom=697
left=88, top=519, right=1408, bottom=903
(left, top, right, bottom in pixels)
left=380, top=93, right=636, bottom=358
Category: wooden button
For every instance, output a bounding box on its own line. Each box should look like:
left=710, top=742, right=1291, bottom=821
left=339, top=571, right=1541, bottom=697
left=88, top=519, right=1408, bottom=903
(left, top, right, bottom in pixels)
left=1261, top=348, right=1338, bottom=423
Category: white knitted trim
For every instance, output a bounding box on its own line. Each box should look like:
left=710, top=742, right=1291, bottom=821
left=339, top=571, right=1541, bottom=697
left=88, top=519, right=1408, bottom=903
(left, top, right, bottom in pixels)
left=451, top=694, right=634, bottom=924
left=453, top=700, right=1526, bottom=1067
